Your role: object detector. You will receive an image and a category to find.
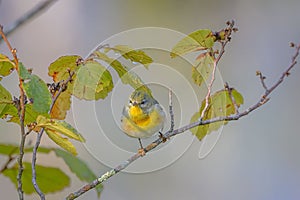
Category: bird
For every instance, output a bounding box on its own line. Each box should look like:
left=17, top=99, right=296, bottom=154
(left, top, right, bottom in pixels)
left=121, top=88, right=166, bottom=155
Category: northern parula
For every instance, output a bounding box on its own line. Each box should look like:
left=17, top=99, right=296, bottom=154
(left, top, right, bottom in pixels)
left=121, top=88, right=166, bottom=151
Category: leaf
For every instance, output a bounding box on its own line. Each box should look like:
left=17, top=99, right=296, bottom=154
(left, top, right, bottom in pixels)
left=0, top=103, right=18, bottom=122
left=45, top=129, right=78, bottom=155
left=192, top=53, right=214, bottom=87
left=19, top=64, right=52, bottom=114
left=23, top=75, right=52, bottom=114
left=94, top=51, right=151, bottom=94
left=2, top=162, right=70, bottom=194
left=0, top=54, right=15, bottom=77
left=0, top=83, right=49, bottom=125
left=0, top=144, right=19, bottom=155
left=18, top=62, right=31, bottom=80
left=54, top=149, right=103, bottom=197
left=4, top=104, right=48, bottom=126
left=0, top=143, right=52, bottom=155
left=50, top=89, right=72, bottom=120
left=0, top=83, right=12, bottom=103
left=48, top=55, right=81, bottom=82
left=0, top=84, right=17, bottom=123
left=24, top=146, right=53, bottom=154
left=36, top=115, right=85, bottom=142
left=0, top=83, right=35, bottom=125
left=72, top=60, right=113, bottom=100
left=190, top=89, right=244, bottom=140
left=0, top=84, right=13, bottom=120
left=171, top=29, right=216, bottom=58
left=48, top=56, right=80, bottom=119
left=105, top=45, right=153, bottom=68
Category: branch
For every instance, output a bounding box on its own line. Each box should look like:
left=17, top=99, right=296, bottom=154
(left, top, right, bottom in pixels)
left=66, top=43, right=300, bottom=199
left=31, top=71, right=74, bottom=200
left=200, top=20, right=234, bottom=120
left=0, top=147, right=18, bottom=173
left=0, top=0, right=58, bottom=43
left=168, top=89, right=175, bottom=132
left=0, top=25, right=26, bottom=200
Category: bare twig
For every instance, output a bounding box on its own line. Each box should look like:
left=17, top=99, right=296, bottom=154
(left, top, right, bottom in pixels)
left=256, top=71, right=268, bottom=91
left=200, top=21, right=234, bottom=120
left=169, top=89, right=174, bottom=132
left=0, top=24, right=26, bottom=200
left=0, top=0, right=58, bottom=43
left=0, top=155, right=16, bottom=173
left=31, top=71, right=74, bottom=200
left=0, top=147, right=18, bottom=173
left=225, top=82, right=240, bottom=114
left=66, top=42, right=300, bottom=199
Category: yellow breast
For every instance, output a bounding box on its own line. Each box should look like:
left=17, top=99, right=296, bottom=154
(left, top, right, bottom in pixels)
left=129, top=106, right=151, bottom=127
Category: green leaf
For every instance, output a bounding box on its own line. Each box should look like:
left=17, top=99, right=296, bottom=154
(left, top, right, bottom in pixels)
left=0, top=84, right=13, bottom=121
left=24, top=146, right=53, bottom=154
left=0, top=83, right=12, bottom=103
left=0, top=143, right=52, bottom=155
left=2, top=162, right=70, bottom=194
left=192, top=53, right=214, bottom=87
left=54, top=149, right=103, bottom=197
left=3, top=104, right=48, bottom=126
left=0, top=84, right=17, bottom=123
left=48, top=55, right=81, bottom=82
left=23, top=75, right=51, bottom=114
left=19, top=64, right=52, bottom=114
left=190, top=89, right=244, bottom=140
left=72, top=60, right=113, bottom=100
left=18, top=62, right=31, bottom=80
left=94, top=51, right=151, bottom=94
left=45, top=129, right=78, bottom=155
left=23, top=104, right=47, bottom=125
left=36, top=115, right=85, bottom=142
left=0, top=103, right=18, bottom=123
left=171, top=29, right=216, bottom=58
left=0, top=144, right=19, bottom=155
left=0, top=81, right=49, bottom=125
left=0, top=54, right=15, bottom=77
left=105, top=45, right=153, bottom=69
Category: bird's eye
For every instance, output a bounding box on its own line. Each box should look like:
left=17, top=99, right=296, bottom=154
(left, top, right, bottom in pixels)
left=141, top=99, right=146, bottom=105
left=129, top=100, right=132, bottom=104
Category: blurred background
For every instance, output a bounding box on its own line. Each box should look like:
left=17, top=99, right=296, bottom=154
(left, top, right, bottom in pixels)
left=1, top=0, right=300, bottom=199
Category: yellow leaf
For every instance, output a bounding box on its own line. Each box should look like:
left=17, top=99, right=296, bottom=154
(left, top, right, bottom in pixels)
left=45, top=129, right=77, bottom=155
left=50, top=89, right=72, bottom=120
left=36, top=115, right=85, bottom=142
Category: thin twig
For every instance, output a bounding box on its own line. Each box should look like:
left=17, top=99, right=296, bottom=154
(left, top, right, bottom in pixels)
left=66, top=43, right=300, bottom=200
left=0, top=155, right=16, bottom=173
left=0, top=0, right=58, bottom=43
left=200, top=21, right=234, bottom=120
left=169, top=89, right=174, bottom=132
left=31, top=71, right=74, bottom=200
left=0, top=24, right=26, bottom=200
left=225, top=82, right=240, bottom=114
left=0, top=147, right=18, bottom=173
left=256, top=71, right=268, bottom=91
